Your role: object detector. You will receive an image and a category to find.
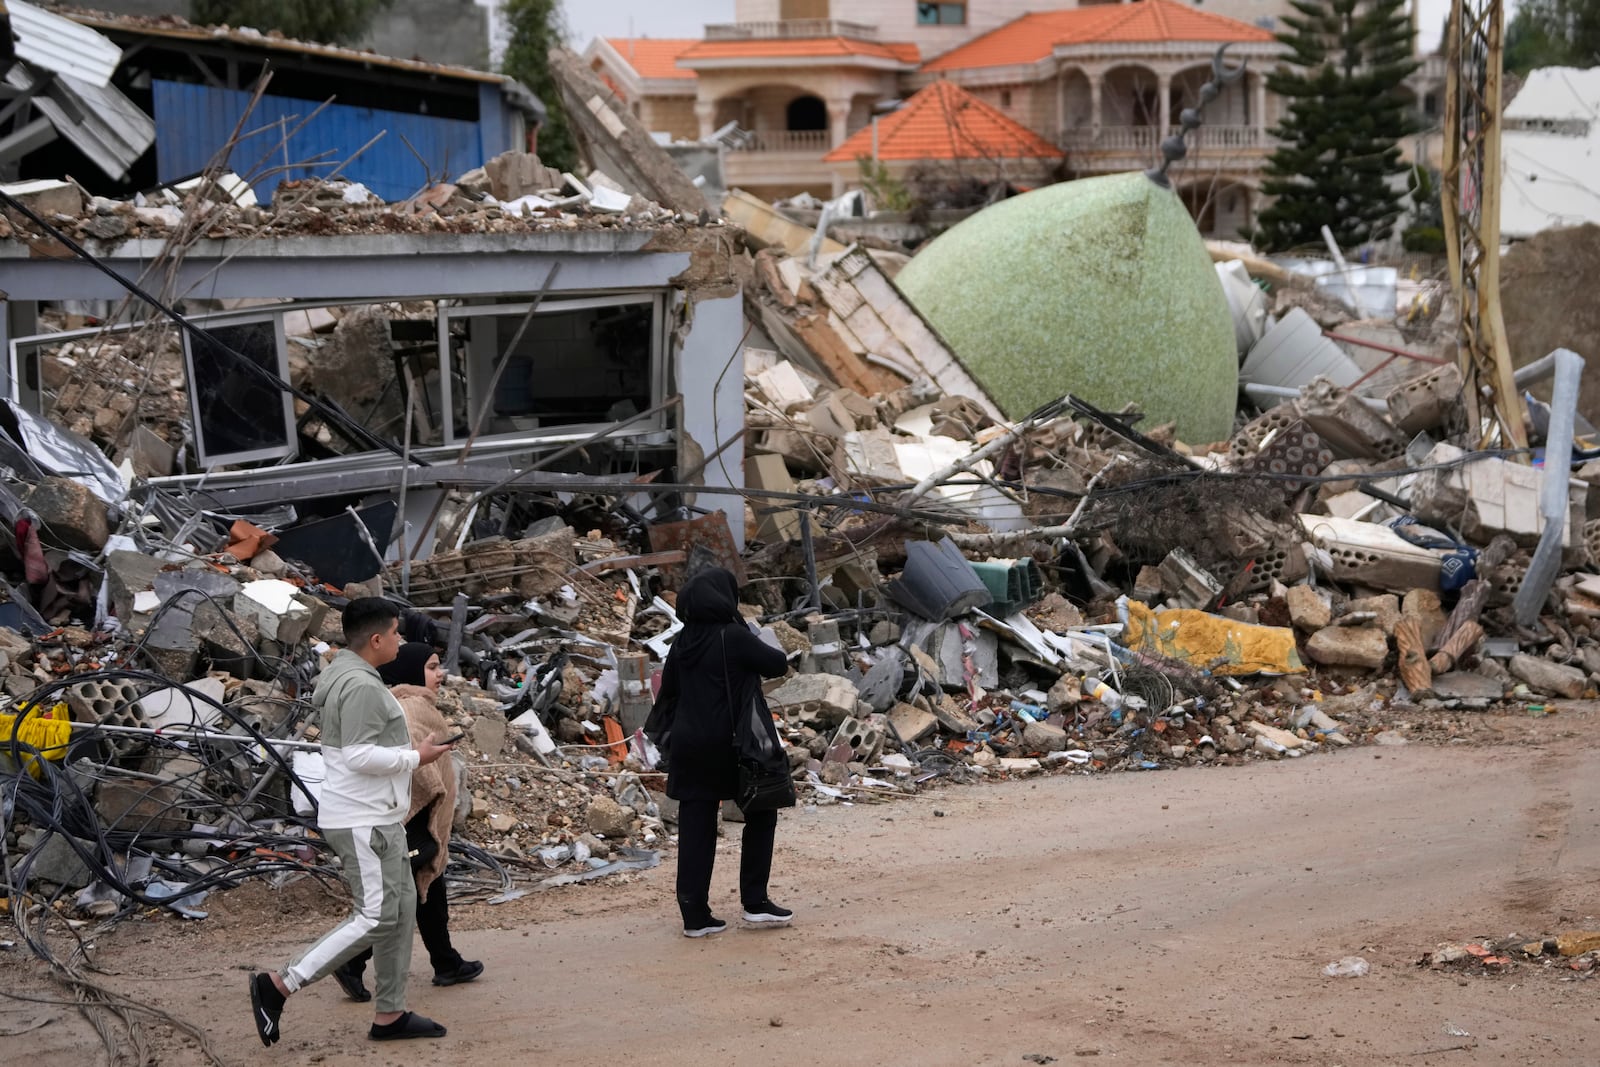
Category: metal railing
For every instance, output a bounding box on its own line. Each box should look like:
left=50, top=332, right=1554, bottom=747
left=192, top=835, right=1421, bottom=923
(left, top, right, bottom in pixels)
left=1411, top=53, right=1449, bottom=82
left=704, top=19, right=879, bottom=41
left=726, top=129, right=833, bottom=153
left=1059, top=125, right=1276, bottom=151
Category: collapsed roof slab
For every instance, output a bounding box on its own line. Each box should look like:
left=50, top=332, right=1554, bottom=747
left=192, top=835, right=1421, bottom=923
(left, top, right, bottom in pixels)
left=0, top=223, right=749, bottom=546
left=0, top=229, right=727, bottom=302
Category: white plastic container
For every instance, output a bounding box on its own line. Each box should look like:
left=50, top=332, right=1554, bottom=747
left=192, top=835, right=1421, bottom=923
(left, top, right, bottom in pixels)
left=1315, top=266, right=1398, bottom=319
left=1241, top=307, right=1364, bottom=391
left=1215, top=260, right=1269, bottom=356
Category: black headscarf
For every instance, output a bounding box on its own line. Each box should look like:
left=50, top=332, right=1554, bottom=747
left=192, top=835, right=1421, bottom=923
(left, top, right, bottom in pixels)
left=379, top=641, right=435, bottom=687
left=677, top=567, right=740, bottom=623
left=669, top=567, right=742, bottom=666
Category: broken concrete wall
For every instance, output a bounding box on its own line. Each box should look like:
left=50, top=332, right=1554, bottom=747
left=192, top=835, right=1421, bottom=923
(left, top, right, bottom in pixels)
left=304, top=305, right=402, bottom=442
left=812, top=247, right=1002, bottom=420
left=547, top=48, right=709, bottom=216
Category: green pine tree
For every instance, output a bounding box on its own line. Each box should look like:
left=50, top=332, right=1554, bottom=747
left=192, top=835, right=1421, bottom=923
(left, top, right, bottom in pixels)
left=190, top=1, right=393, bottom=44
left=1254, top=0, right=1419, bottom=252
left=1506, top=0, right=1600, bottom=73
left=500, top=0, right=578, bottom=173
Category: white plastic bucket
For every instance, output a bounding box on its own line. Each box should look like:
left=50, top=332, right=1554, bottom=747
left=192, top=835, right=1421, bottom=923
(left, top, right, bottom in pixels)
left=1241, top=308, right=1363, bottom=391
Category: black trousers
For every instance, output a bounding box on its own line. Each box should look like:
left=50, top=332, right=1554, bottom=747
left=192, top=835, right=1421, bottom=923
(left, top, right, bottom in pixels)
left=343, top=874, right=463, bottom=977
left=675, top=799, right=777, bottom=923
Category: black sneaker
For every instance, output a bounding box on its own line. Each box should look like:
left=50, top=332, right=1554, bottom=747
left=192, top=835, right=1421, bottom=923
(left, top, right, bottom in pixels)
left=432, top=959, right=484, bottom=986
left=249, top=972, right=285, bottom=1047
left=742, top=899, right=793, bottom=926
left=683, top=915, right=728, bottom=938
left=333, top=961, right=371, bottom=1002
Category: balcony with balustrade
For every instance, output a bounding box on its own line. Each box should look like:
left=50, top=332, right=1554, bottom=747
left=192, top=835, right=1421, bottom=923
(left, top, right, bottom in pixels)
left=704, top=19, right=880, bottom=41
left=690, top=73, right=893, bottom=195
left=1057, top=124, right=1277, bottom=176
left=721, top=127, right=842, bottom=197
left=728, top=129, right=834, bottom=153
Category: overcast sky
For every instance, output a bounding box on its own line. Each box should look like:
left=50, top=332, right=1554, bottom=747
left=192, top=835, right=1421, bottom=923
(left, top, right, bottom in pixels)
left=559, top=1, right=1455, bottom=55
left=560, top=0, right=732, bottom=48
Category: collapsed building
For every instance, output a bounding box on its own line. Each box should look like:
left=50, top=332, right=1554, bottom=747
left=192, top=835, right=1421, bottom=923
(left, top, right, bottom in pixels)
left=0, top=180, right=747, bottom=564
left=7, top=17, right=1600, bottom=1058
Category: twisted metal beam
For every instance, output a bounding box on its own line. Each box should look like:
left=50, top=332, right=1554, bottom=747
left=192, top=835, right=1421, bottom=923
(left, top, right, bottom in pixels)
left=1146, top=44, right=1248, bottom=188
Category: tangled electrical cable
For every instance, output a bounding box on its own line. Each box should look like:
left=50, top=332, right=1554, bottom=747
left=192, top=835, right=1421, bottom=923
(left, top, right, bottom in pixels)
left=2, top=661, right=333, bottom=913
left=0, top=660, right=327, bottom=1066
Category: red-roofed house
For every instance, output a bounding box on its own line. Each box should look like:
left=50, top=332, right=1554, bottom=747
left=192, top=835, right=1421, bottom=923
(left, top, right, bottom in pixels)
left=822, top=79, right=1063, bottom=187
left=581, top=1, right=1442, bottom=234
left=909, top=0, right=1283, bottom=233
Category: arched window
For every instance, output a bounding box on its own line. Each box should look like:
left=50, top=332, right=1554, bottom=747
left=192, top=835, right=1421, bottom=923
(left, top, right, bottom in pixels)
left=786, top=95, right=827, bottom=131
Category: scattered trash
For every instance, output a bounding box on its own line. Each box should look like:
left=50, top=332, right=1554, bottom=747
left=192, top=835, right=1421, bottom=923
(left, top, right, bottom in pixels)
left=1322, top=956, right=1371, bottom=978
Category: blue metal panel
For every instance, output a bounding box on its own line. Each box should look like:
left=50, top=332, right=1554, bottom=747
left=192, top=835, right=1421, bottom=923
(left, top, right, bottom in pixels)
left=478, top=82, right=509, bottom=164
left=153, top=80, right=488, bottom=203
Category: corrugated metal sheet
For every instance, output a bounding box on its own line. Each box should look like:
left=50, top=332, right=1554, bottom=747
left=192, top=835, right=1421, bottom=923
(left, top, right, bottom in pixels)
left=70, top=12, right=505, bottom=85
left=5, top=0, right=123, bottom=87
left=153, top=81, right=486, bottom=203
left=6, top=65, right=154, bottom=180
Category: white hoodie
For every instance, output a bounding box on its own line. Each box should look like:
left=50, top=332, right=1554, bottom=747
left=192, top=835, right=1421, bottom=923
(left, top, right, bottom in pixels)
left=311, top=650, right=420, bottom=829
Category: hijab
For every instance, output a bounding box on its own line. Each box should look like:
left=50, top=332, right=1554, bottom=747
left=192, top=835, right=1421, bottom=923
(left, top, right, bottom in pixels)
left=379, top=641, right=435, bottom=688
left=669, top=567, right=742, bottom=666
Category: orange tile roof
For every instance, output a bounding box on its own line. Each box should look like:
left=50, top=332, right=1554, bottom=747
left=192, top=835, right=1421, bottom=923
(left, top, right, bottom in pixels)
left=604, top=38, right=699, bottom=80
left=922, top=0, right=1274, bottom=73
left=678, top=37, right=920, bottom=66
left=823, top=80, right=1063, bottom=163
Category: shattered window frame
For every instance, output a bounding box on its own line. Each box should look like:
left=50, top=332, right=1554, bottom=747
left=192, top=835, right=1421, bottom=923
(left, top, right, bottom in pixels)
left=180, top=311, right=297, bottom=468
left=10, top=325, right=85, bottom=412
left=9, top=317, right=179, bottom=413
left=435, top=291, right=669, bottom=447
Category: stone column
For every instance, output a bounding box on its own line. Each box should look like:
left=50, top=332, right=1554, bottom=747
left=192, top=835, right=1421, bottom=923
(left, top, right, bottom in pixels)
left=695, top=99, right=717, bottom=140
left=1089, top=74, right=1103, bottom=136
left=1157, top=71, right=1172, bottom=135
left=1253, top=73, right=1268, bottom=141
left=825, top=96, right=851, bottom=150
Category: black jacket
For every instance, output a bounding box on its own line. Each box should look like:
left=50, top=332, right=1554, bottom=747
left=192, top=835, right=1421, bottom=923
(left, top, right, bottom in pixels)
left=651, top=569, right=788, bottom=802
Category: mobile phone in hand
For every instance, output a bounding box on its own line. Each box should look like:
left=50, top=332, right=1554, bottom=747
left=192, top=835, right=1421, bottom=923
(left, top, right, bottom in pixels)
left=440, top=731, right=466, bottom=745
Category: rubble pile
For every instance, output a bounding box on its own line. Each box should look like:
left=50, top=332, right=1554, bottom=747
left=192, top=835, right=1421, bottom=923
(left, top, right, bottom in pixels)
left=712, top=195, right=1600, bottom=796
left=7, top=11, right=1594, bottom=1060
left=1501, top=223, right=1600, bottom=430
left=0, top=156, right=704, bottom=248
left=36, top=312, right=189, bottom=463
left=3, top=84, right=1597, bottom=943
left=0, top=519, right=675, bottom=916
left=1424, top=930, right=1600, bottom=977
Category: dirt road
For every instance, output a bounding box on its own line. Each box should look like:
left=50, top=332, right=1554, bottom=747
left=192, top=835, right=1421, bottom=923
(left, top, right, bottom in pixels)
left=7, top=732, right=1600, bottom=1066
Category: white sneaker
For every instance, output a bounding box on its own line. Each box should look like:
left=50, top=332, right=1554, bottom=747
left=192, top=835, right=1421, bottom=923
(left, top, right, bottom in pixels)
left=683, top=916, right=728, bottom=938
left=742, top=900, right=793, bottom=925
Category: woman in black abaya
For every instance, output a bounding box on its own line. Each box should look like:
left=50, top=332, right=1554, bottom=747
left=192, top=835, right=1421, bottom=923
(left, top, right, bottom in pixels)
left=650, top=567, right=790, bottom=936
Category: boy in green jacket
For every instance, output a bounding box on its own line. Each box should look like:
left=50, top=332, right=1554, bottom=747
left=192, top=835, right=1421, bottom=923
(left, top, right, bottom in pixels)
left=249, top=598, right=457, bottom=1045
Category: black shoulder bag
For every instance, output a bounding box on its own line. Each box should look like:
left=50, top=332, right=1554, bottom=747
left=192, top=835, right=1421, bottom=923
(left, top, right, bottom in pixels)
left=723, top=630, right=796, bottom=813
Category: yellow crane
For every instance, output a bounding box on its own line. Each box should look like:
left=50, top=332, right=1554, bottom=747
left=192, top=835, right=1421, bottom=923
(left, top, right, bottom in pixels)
left=1440, top=0, right=1528, bottom=450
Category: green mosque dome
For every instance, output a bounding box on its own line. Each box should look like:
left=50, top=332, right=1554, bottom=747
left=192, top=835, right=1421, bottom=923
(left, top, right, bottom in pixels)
left=896, top=171, right=1239, bottom=444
